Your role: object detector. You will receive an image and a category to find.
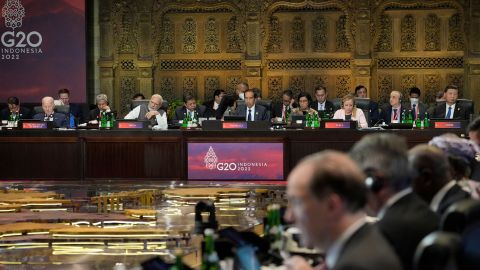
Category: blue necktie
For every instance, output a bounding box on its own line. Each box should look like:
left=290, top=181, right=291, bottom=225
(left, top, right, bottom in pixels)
left=446, top=106, right=452, bottom=119
left=69, top=113, right=75, bottom=128
left=247, top=109, right=252, bottom=121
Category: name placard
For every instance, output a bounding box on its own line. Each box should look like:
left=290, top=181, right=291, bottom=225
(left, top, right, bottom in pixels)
left=324, top=122, right=351, bottom=129
left=117, top=121, right=144, bottom=129
left=22, top=122, right=48, bottom=129
left=434, top=121, right=462, bottom=129
left=222, top=122, right=248, bottom=129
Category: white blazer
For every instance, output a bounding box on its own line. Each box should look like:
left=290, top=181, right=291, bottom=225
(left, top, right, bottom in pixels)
left=333, top=108, right=368, bottom=128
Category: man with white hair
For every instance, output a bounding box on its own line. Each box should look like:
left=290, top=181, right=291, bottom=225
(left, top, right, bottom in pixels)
left=124, top=94, right=167, bottom=129
left=88, top=94, right=114, bottom=121
left=33, top=96, right=67, bottom=128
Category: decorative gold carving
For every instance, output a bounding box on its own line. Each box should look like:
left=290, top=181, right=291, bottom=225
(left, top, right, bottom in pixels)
left=267, top=16, right=282, bottom=53
left=204, top=18, right=220, bottom=53
left=289, top=76, right=305, bottom=97
left=183, top=76, right=197, bottom=94
left=401, top=74, right=416, bottom=97
left=312, top=16, right=328, bottom=52
left=204, top=77, right=220, bottom=100
left=159, top=60, right=242, bottom=71
left=448, top=13, right=465, bottom=51
left=375, top=14, right=392, bottom=52
left=424, top=74, right=441, bottom=104
left=159, top=77, right=176, bottom=102
left=113, top=2, right=138, bottom=54
left=335, top=75, right=351, bottom=98
left=378, top=74, right=393, bottom=104
left=313, top=75, right=328, bottom=91
left=268, top=76, right=283, bottom=101
left=290, top=16, right=305, bottom=52
left=401, top=14, right=416, bottom=51
left=267, top=58, right=351, bottom=70
left=377, top=57, right=463, bottom=69
left=182, top=18, right=197, bottom=54
left=424, top=14, right=440, bottom=51
left=120, top=77, right=137, bottom=114
left=160, top=17, right=174, bottom=54
left=120, top=60, right=136, bottom=70
left=226, top=76, right=241, bottom=94
left=336, top=15, right=350, bottom=52
left=447, top=74, right=464, bottom=92
left=226, top=16, right=242, bottom=53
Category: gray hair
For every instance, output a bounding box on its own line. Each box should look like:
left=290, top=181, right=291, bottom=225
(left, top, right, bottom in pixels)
left=95, top=94, right=108, bottom=104
left=350, top=133, right=410, bottom=192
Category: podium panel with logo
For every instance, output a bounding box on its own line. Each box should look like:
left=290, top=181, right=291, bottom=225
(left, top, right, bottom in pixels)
left=187, top=142, right=284, bottom=180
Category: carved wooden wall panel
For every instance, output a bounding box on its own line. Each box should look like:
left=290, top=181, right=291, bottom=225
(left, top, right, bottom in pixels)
left=96, top=0, right=478, bottom=115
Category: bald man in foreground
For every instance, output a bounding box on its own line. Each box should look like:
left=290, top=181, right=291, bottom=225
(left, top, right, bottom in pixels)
left=284, top=151, right=401, bottom=270
left=33, top=96, right=67, bottom=128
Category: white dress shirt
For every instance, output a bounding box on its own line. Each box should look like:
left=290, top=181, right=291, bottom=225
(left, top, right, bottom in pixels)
left=246, top=106, right=255, bottom=121
left=445, top=103, right=456, bottom=119
left=213, top=101, right=220, bottom=110
left=318, top=102, right=326, bottom=111
left=430, top=181, right=456, bottom=212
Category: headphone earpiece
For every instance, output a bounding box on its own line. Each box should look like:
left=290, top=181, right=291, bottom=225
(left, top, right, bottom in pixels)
left=364, top=167, right=384, bottom=193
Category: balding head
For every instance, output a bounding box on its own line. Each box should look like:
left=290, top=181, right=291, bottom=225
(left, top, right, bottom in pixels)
left=41, top=96, right=55, bottom=115
left=409, top=144, right=451, bottom=203
left=285, top=150, right=367, bottom=249
left=149, top=94, right=163, bottom=111
left=236, top=82, right=249, bottom=97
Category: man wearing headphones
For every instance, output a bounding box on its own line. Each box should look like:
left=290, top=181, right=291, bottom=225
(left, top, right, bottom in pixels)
left=350, top=133, right=439, bottom=270
left=379, top=90, right=406, bottom=124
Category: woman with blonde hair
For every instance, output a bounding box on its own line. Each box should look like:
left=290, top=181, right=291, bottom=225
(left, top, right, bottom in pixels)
left=333, top=94, right=368, bottom=128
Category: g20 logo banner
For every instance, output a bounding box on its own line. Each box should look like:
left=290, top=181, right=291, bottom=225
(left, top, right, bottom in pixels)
left=1, top=0, right=42, bottom=60
left=188, top=143, right=284, bottom=180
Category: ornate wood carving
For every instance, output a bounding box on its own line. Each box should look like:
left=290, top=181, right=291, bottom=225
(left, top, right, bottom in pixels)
left=401, top=14, right=416, bottom=51
left=425, top=14, right=440, bottom=51
left=448, top=13, right=465, bottom=51
left=312, top=16, right=328, bottom=52
left=204, top=18, right=220, bottom=53
left=290, top=16, right=305, bottom=52
left=375, top=14, right=392, bottom=52
left=182, top=18, right=197, bottom=54
left=267, top=16, right=282, bottom=53
left=336, top=15, right=351, bottom=52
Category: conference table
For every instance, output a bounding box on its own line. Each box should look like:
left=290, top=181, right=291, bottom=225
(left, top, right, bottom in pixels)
left=0, top=128, right=465, bottom=180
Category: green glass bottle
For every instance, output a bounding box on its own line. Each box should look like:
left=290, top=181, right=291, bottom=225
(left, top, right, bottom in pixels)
left=171, top=249, right=184, bottom=270
left=414, top=112, right=421, bottom=128
left=424, top=112, right=430, bottom=128
left=182, top=112, right=189, bottom=128
left=313, top=113, right=320, bottom=128
left=401, top=110, right=406, bottom=124
left=100, top=111, right=107, bottom=128
left=201, top=228, right=219, bottom=270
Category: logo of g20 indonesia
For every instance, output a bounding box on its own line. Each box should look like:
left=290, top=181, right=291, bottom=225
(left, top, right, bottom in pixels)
left=1, top=0, right=43, bottom=60
left=203, top=146, right=267, bottom=172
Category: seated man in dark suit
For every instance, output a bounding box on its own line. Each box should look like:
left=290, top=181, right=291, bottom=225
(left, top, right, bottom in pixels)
left=88, top=94, right=115, bottom=122
left=203, top=89, right=225, bottom=118
left=1, top=96, right=31, bottom=121
left=310, top=86, right=334, bottom=116
left=33, top=96, right=67, bottom=128
left=284, top=151, right=402, bottom=270
left=380, top=90, right=407, bottom=124
left=173, top=93, right=206, bottom=121
left=415, top=135, right=473, bottom=212
left=351, top=133, right=439, bottom=270
left=404, top=87, right=428, bottom=120
left=354, top=85, right=379, bottom=126
left=235, top=89, right=268, bottom=121
left=58, top=88, right=84, bottom=126
left=272, top=90, right=296, bottom=120
left=432, top=85, right=469, bottom=120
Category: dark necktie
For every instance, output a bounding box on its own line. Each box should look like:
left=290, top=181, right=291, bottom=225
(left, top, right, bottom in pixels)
left=412, top=104, right=417, bottom=119
left=393, top=108, right=398, bottom=121
left=248, top=109, right=252, bottom=121
left=446, top=106, right=452, bottom=119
